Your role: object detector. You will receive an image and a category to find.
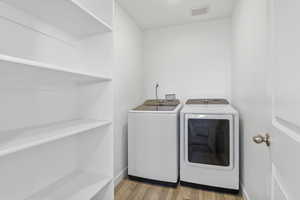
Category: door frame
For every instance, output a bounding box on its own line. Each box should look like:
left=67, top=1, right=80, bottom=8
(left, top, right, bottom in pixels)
left=268, top=0, right=298, bottom=199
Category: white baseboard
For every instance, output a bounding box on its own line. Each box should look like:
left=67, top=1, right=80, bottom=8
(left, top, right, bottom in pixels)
left=241, top=184, right=251, bottom=200
left=114, top=167, right=128, bottom=187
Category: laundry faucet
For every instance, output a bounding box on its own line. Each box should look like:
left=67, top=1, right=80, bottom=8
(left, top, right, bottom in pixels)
left=155, top=83, right=159, bottom=101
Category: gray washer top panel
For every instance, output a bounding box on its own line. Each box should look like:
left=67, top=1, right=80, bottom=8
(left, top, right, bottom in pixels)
left=186, top=99, right=229, bottom=105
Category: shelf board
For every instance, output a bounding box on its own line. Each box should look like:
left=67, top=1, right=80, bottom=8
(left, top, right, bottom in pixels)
left=2, top=0, right=112, bottom=37
left=26, top=170, right=112, bottom=200
left=0, top=119, right=112, bottom=157
left=0, top=54, right=112, bottom=86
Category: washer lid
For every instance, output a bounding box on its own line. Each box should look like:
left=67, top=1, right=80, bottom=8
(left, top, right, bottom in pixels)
left=133, top=105, right=177, bottom=111
left=181, top=104, right=238, bottom=115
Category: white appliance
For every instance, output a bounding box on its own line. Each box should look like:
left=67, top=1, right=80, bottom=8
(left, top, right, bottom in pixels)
left=180, top=99, right=239, bottom=192
left=128, top=101, right=182, bottom=185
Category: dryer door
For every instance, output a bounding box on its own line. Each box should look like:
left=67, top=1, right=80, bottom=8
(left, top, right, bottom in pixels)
left=184, top=114, right=234, bottom=170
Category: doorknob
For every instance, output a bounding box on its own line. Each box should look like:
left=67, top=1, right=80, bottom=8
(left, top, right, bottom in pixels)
left=253, top=134, right=270, bottom=146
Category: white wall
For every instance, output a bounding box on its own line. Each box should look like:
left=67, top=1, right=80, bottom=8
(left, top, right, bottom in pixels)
left=143, top=19, right=232, bottom=101
left=232, top=0, right=271, bottom=200
left=113, top=4, right=144, bottom=184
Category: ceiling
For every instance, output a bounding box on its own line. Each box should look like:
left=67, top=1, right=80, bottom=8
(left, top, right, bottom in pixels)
left=117, top=0, right=236, bottom=29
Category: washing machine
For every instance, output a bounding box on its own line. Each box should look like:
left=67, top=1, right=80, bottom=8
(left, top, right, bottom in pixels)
left=128, top=100, right=182, bottom=186
left=180, top=99, right=239, bottom=193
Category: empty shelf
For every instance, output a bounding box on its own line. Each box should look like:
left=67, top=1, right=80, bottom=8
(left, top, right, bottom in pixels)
left=2, top=0, right=112, bottom=37
left=0, top=119, right=112, bottom=157
left=26, top=170, right=112, bottom=200
left=0, top=54, right=112, bottom=86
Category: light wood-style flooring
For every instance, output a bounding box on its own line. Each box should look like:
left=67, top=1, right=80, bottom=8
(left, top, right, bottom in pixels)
left=115, top=179, right=243, bottom=200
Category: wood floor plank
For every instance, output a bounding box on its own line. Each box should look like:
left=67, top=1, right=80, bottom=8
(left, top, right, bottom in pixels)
left=143, top=185, right=163, bottom=200
left=170, top=186, right=180, bottom=200
left=159, top=187, right=170, bottom=200
left=137, top=183, right=151, bottom=200
left=141, top=185, right=153, bottom=200
left=223, top=194, right=238, bottom=200
left=215, top=192, right=225, bottom=200
left=197, top=189, right=205, bottom=200
left=115, top=180, right=138, bottom=200
left=190, top=188, right=200, bottom=200
left=151, top=185, right=162, bottom=200
left=204, top=190, right=217, bottom=200
left=127, top=182, right=149, bottom=200
left=115, top=179, right=243, bottom=200
left=175, top=186, right=185, bottom=200
left=115, top=180, right=126, bottom=194
left=165, top=188, right=177, bottom=200
left=181, top=186, right=193, bottom=200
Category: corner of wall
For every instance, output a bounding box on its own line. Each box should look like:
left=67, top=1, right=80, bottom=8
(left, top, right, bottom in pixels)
left=241, top=184, right=251, bottom=200
left=114, top=167, right=128, bottom=187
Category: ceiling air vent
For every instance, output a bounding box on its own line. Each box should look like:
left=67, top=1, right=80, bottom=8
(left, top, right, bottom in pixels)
left=191, top=6, right=209, bottom=16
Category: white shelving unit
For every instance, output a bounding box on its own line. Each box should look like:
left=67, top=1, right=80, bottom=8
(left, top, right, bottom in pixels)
left=1, top=0, right=112, bottom=38
left=0, top=54, right=112, bottom=86
left=0, top=0, right=114, bottom=199
left=0, top=119, right=111, bottom=157
left=26, top=170, right=112, bottom=200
